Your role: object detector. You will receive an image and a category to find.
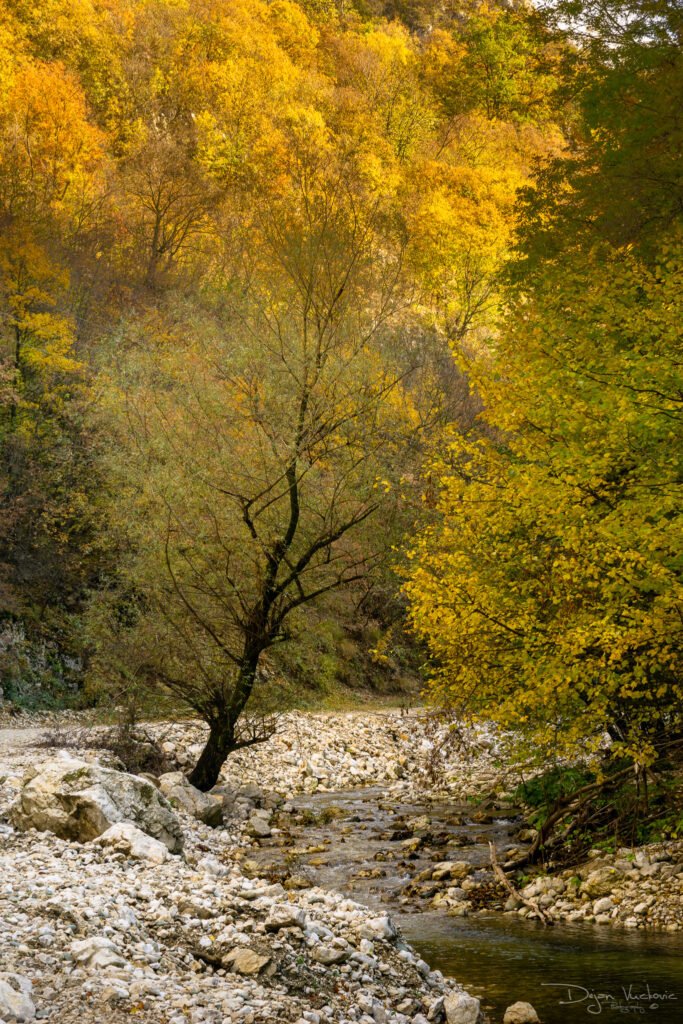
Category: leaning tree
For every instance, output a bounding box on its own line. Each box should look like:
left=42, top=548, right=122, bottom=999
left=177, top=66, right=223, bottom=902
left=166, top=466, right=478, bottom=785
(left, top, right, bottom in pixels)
left=93, top=133, right=416, bottom=788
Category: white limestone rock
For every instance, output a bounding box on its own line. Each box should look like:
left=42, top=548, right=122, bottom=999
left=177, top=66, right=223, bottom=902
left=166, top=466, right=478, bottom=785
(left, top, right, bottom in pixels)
left=70, top=936, right=126, bottom=970
left=10, top=754, right=183, bottom=852
left=94, top=821, right=169, bottom=863
left=157, top=772, right=223, bottom=827
left=444, top=990, right=481, bottom=1024
left=0, top=974, right=35, bottom=1022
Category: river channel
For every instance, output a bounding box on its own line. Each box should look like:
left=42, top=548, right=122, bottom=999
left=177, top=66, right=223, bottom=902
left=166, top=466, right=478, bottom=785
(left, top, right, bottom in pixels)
left=249, top=786, right=683, bottom=1023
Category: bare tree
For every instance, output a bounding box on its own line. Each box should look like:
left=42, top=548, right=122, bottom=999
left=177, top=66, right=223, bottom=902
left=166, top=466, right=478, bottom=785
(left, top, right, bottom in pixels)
left=97, top=144, right=413, bottom=788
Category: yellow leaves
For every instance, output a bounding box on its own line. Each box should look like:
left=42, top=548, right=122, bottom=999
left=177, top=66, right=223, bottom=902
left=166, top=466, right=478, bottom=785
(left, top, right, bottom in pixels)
left=284, top=104, right=330, bottom=158
left=181, top=0, right=322, bottom=190
left=0, top=56, right=104, bottom=222
left=0, top=229, right=82, bottom=423
left=422, top=29, right=467, bottom=84
left=267, top=0, right=318, bottom=64
left=406, top=233, right=683, bottom=762
left=329, top=22, right=434, bottom=161
left=0, top=235, right=68, bottom=306
left=402, top=114, right=541, bottom=342
left=363, top=24, right=414, bottom=71
left=19, top=312, right=81, bottom=377
left=0, top=7, right=27, bottom=102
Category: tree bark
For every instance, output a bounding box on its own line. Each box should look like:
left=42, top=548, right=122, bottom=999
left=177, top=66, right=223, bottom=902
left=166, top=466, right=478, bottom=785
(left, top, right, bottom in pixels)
left=187, top=655, right=261, bottom=791
left=188, top=718, right=235, bottom=791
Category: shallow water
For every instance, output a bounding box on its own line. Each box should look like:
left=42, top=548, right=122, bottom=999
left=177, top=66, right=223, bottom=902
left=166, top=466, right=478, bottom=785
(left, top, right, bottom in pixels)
left=254, top=786, right=683, bottom=1022
left=405, top=912, right=683, bottom=1023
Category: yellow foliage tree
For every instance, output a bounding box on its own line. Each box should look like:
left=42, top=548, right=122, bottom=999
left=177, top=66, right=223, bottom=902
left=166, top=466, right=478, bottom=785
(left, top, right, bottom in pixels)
left=406, top=238, right=683, bottom=770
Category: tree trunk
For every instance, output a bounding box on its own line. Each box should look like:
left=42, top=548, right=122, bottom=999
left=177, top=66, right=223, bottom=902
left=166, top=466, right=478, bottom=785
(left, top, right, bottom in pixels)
left=188, top=719, right=234, bottom=791
left=187, top=654, right=261, bottom=791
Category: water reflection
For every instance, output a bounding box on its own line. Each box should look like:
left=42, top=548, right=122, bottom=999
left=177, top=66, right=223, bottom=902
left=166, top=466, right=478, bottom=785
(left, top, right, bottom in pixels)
left=405, top=912, right=683, bottom=1023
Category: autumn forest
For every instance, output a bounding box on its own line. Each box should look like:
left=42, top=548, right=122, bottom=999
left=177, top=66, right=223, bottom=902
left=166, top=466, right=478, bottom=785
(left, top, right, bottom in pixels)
left=0, top=0, right=681, bottom=847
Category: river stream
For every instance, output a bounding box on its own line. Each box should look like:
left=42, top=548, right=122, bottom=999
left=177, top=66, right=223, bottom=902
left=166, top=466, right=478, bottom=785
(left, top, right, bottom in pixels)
left=249, top=786, right=683, bottom=1023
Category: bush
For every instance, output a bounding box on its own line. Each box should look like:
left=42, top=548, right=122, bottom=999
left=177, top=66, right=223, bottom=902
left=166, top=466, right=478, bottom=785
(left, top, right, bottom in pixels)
left=38, top=720, right=178, bottom=776
left=0, top=621, right=81, bottom=709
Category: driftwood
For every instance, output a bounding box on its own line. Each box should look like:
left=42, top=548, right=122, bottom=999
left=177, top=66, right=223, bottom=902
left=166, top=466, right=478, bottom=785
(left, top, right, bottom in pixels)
left=489, top=841, right=553, bottom=927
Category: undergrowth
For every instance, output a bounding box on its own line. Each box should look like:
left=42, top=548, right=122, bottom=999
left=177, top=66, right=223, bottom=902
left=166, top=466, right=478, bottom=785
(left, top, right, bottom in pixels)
left=512, top=746, right=683, bottom=869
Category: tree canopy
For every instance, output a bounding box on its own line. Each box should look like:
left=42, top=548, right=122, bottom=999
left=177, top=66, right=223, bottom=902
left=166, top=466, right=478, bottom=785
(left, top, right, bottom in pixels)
left=0, top=0, right=563, bottom=777
left=2, top=0, right=679, bottom=806
left=406, top=0, right=683, bottom=781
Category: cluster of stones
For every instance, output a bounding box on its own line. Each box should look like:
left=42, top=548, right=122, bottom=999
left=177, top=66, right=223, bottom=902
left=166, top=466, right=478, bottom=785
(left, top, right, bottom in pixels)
left=151, top=712, right=511, bottom=803
left=405, top=861, right=488, bottom=918
left=386, top=826, right=683, bottom=932
left=507, top=845, right=683, bottom=931
left=0, top=706, right=91, bottom=730
left=0, top=750, right=479, bottom=1024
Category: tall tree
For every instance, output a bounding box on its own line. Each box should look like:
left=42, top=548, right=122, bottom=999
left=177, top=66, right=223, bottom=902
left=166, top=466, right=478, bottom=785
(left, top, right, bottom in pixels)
left=406, top=0, right=683, bottom=779
left=90, top=129, right=415, bottom=788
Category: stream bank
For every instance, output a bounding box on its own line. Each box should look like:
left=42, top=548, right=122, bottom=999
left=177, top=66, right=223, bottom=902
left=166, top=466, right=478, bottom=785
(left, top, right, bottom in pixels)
left=240, top=786, right=683, bottom=1023
left=2, top=709, right=682, bottom=1023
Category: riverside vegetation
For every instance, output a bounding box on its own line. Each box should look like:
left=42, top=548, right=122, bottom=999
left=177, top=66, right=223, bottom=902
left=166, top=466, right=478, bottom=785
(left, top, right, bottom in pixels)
left=0, top=0, right=682, bottom=1021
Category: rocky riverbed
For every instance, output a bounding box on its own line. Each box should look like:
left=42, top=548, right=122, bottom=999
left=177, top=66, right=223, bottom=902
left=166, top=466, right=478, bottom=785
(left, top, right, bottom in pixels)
left=0, top=713, right=496, bottom=1024
left=0, top=709, right=681, bottom=1024
left=147, top=711, right=683, bottom=933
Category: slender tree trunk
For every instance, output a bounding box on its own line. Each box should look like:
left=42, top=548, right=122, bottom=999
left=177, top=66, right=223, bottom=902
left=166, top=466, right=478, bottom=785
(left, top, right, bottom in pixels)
left=188, top=718, right=235, bottom=791
left=187, top=652, right=262, bottom=790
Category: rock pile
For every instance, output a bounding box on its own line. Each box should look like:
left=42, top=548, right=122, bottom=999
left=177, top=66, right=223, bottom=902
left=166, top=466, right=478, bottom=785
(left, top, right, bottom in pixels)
left=9, top=754, right=183, bottom=852
left=0, top=743, right=478, bottom=1024
left=507, top=844, right=683, bottom=930
left=152, top=712, right=509, bottom=802
left=0, top=822, right=474, bottom=1024
left=395, top=830, right=683, bottom=932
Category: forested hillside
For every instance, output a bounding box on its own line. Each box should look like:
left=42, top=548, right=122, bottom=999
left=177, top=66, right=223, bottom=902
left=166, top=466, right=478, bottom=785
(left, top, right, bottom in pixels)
left=0, top=0, right=680, bottom=817
left=0, top=0, right=560, bottom=721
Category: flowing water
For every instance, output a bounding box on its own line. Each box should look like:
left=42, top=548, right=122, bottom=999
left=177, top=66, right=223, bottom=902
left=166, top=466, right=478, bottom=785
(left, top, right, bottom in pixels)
left=251, top=786, right=683, bottom=1023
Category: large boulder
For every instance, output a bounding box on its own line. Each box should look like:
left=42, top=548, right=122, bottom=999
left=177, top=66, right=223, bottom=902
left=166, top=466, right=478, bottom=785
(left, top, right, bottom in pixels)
left=311, top=944, right=349, bottom=965
left=157, top=772, right=223, bottom=827
left=432, top=861, right=472, bottom=881
left=0, top=974, right=35, bottom=1022
left=359, top=914, right=398, bottom=942
left=246, top=810, right=272, bottom=838
left=10, top=754, right=183, bottom=852
left=444, top=991, right=480, bottom=1024
left=265, top=904, right=307, bottom=932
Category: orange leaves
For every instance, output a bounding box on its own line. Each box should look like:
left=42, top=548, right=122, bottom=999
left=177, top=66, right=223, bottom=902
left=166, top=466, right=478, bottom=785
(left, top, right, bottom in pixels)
left=0, top=58, right=104, bottom=220
left=0, top=0, right=573, bottom=698
left=11, top=62, right=97, bottom=166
